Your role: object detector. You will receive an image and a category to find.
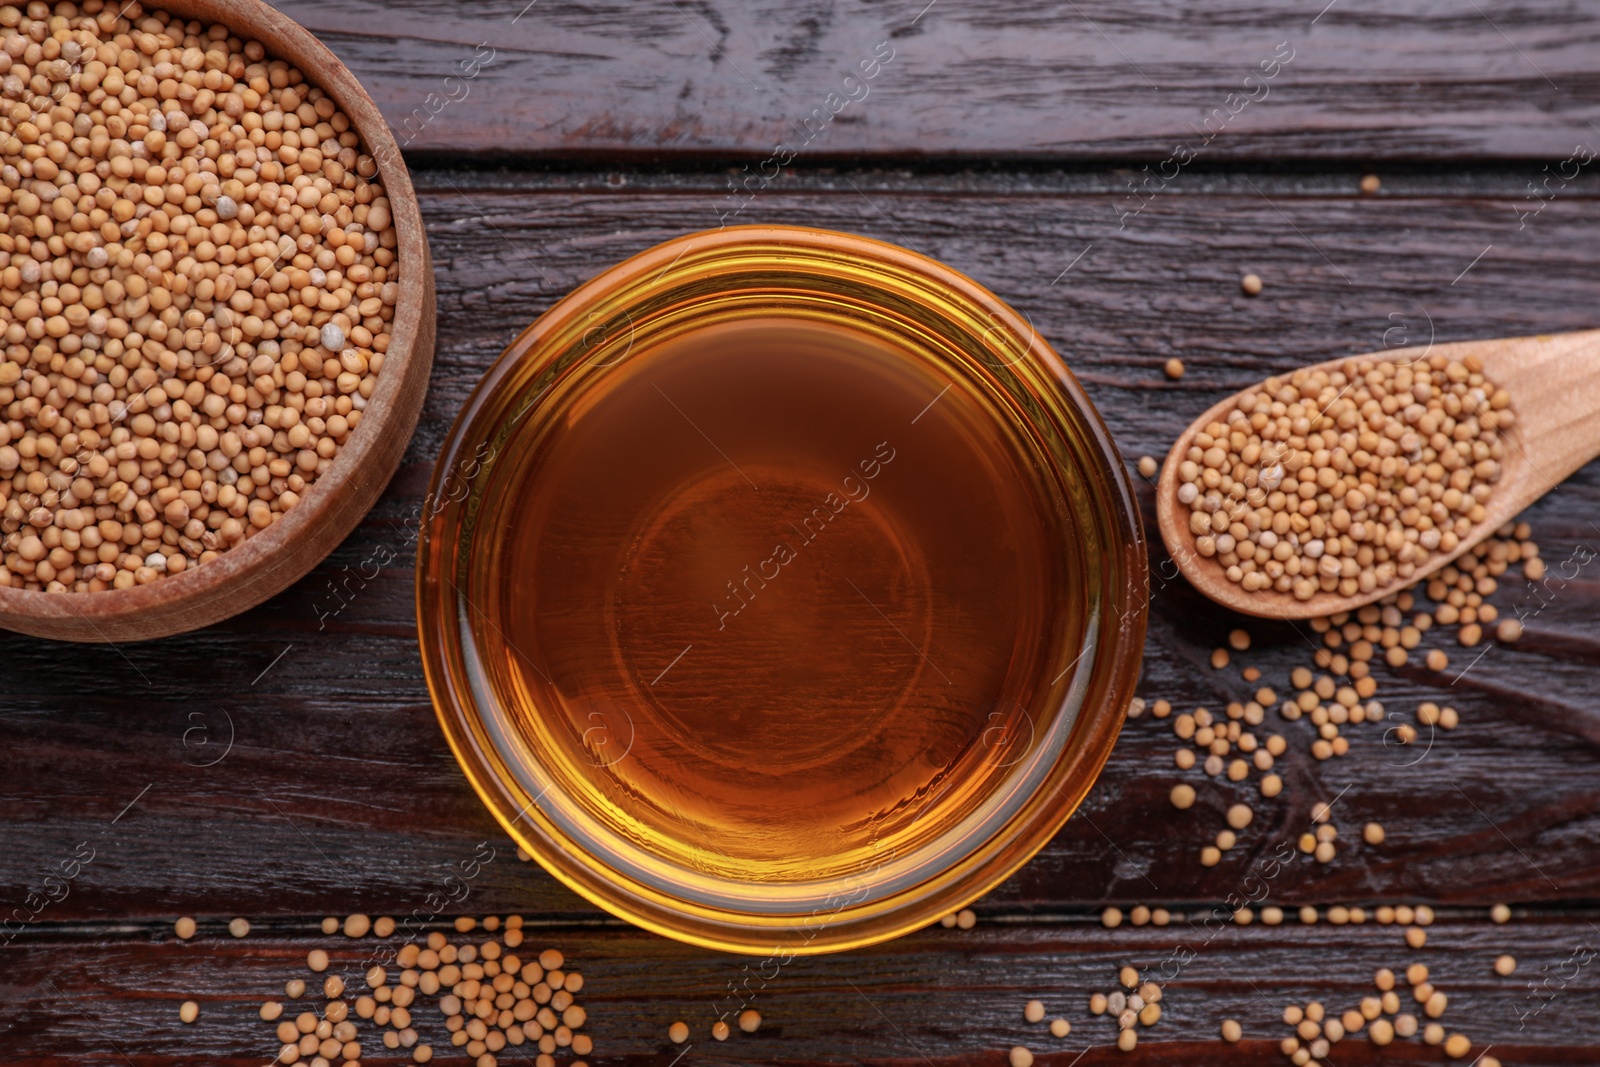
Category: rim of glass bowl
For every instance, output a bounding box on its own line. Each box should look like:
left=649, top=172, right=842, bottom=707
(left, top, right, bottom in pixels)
left=416, top=224, right=1147, bottom=955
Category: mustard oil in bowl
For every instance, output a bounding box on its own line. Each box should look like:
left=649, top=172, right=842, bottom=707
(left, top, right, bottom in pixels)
left=417, top=225, right=1146, bottom=954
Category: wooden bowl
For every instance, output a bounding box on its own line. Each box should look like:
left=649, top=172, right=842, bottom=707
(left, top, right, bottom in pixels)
left=0, top=0, right=434, bottom=642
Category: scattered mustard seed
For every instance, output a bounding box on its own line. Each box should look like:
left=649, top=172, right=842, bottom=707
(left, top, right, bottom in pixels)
left=1240, top=273, right=1263, bottom=296
left=1164, top=358, right=1185, bottom=380
left=1360, top=174, right=1381, bottom=195
left=1226, top=802, right=1254, bottom=829
left=1138, top=455, right=1158, bottom=478
left=344, top=914, right=371, bottom=938
left=1009, top=1046, right=1034, bottom=1067
left=174, top=916, right=196, bottom=940
left=1494, top=954, right=1516, bottom=976
left=956, top=908, right=977, bottom=930
left=1363, top=822, right=1385, bottom=845
left=669, top=1021, right=689, bottom=1043
left=229, top=917, right=250, bottom=938
left=1170, top=783, right=1196, bottom=810
left=1491, top=903, right=1511, bottom=924
left=1050, top=1018, right=1071, bottom=1038
left=1024, top=999, right=1045, bottom=1023
left=738, top=1009, right=761, bottom=1033
left=179, top=1000, right=199, bottom=1024
left=712, top=1019, right=731, bottom=1041
left=1221, top=1018, right=1242, bottom=1042
left=307, top=949, right=329, bottom=972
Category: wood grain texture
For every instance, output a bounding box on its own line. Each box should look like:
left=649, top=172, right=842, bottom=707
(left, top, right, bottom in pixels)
left=263, top=0, right=1600, bottom=162
left=4, top=919, right=1600, bottom=1064
left=3, top=151, right=1600, bottom=1067
left=3, top=173, right=1597, bottom=927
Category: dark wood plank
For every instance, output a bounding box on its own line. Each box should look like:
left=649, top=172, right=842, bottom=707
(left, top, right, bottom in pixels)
left=5, top=917, right=1600, bottom=1063
left=3, top=172, right=1598, bottom=925
left=264, top=0, right=1600, bottom=161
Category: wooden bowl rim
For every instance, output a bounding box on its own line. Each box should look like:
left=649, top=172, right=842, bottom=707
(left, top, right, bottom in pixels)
left=0, top=0, right=433, bottom=641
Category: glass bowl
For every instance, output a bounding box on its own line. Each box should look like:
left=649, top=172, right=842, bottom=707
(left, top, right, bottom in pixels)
left=416, top=225, right=1146, bottom=954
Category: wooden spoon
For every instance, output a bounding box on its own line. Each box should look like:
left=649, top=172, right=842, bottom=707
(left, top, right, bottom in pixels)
left=1156, top=329, right=1600, bottom=620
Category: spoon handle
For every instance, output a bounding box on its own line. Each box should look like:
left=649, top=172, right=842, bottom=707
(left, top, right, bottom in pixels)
left=1475, top=329, right=1600, bottom=514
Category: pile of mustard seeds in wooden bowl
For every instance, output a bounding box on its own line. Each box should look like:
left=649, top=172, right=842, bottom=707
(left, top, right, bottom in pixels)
left=0, top=0, right=433, bottom=641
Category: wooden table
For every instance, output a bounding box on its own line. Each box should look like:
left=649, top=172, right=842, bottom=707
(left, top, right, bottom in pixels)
left=5, top=2, right=1600, bottom=1064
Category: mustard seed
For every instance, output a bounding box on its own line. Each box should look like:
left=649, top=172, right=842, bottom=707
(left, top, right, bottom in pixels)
left=345, top=914, right=371, bottom=938
left=285, top=979, right=306, bottom=999
left=1009, top=1047, right=1034, bottom=1067
left=308, top=949, right=330, bottom=972
left=1175, top=355, right=1508, bottom=600
left=1241, top=274, right=1263, bottom=296
left=1050, top=1018, right=1071, bottom=1038
left=669, top=1021, right=689, bottom=1043
left=1226, top=802, right=1253, bottom=829
left=179, top=1000, right=199, bottom=1023
left=322, top=918, right=340, bottom=935
left=738, top=1009, right=760, bottom=1033
left=1138, top=456, right=1158, bottom=478
left=229, top=917, right=250, bottom=938
left=1495, top=954, right=1516, bottom=975
left=1200, top=845, right=1221, bottom=866
left=1118, top=1029, right=1138, bottom=1052
left=1491, top=903, right=1511, bottom=923
left=0, top=3, right=399, bottom=594
left=1363, top=822, right=1385, bottom=845
left=1445, top=1033, right=1471, bottom=1058
left=712, top=1019, right=730, bottom=1040
left=1405, top=926, right=1427, bottom=949
left=1228, top=629, right=1251, bottom=651
left=1170, top=784, right=1195, bottom=810
left=1024, top=999, right=1045, bottom=1023
left=261, top=1001, right=283, bottom=1021
left=1360, top=174, right=1381, bottom=194
left=956, top=908, right=977, bottom=929
left=174, top=917, right=196, bottom=940
left=1165, top=358, right=1185, bottom=380
left=1221, top=1018, right=1242, bottom=1042
left=414, top=1046, right=434, bottom=1064
left=1089, top=993, right=1108, bottom=1015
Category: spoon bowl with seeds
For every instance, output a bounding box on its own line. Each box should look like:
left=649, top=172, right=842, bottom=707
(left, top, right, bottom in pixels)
left=1157, top=330, right=1600, bottom=620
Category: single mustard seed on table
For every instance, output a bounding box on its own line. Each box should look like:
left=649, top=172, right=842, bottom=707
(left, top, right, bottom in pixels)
left=1364, top=822, right=1385, bottom=845
left=1221, top=1018, right=1242, bottom=1042
left=957, top=908, right=977, bottom=929
left=1050, top=1019, right=1071, bottom=1038
left=1360, top=174, right=1381, bottom=194
left=1138, top=456, right=1158, bottom=478
left=738, top=1009, right=761, bottom=1033
left=229, top=917, right=250, bottom=938
left=1165, top=358, right=1185, bottom=380
left=1024, top=999, right=1045, bottom=1023
left=669, top=1021, right=689, bottom=1043
left=1103, top=907, right=1124, bottom=929
left=711, top=1020, right=730, bottom=1041
left=1009, top=1046, right=1034, bottom=1067
left=1492, top=903, right=1512, bottom=923
left=179, top=1000, right=199, bottom=1024
left=174, top=917, right=196, bottom=940
left=1495, top=955, right=1517, bottom=976
left=345, top=914, right=372, bottom=938
left=307, top=949, right=330, bottom=972
left=1241, top=273, right=1263, bottom=296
